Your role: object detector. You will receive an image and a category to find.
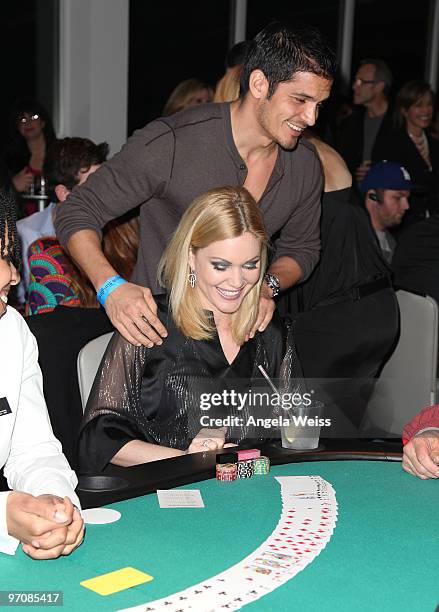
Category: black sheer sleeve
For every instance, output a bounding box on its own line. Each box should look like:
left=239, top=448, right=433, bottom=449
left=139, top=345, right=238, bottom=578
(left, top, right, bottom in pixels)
left=258, top=312, right=305, bottom=397
left=260, top=311, right=284, bottom=378
left=78, top=332, right=149, bottom=472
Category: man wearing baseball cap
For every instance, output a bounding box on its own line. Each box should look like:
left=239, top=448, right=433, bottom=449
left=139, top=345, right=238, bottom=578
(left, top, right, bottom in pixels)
left=361, top=161, right=414, bottom=262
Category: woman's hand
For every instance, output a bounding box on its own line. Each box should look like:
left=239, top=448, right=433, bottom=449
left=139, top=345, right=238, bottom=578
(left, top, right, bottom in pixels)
left=187, top=428, right=228, bottom=454
left=12, top=168, right=33, bottom=193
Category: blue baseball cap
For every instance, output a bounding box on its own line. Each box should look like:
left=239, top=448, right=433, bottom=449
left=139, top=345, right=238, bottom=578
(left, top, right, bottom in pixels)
left=361, top=161, right=416, bottom=193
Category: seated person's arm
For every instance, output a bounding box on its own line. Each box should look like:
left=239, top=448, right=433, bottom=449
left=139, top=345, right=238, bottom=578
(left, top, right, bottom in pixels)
left=402, top=404, right=439, bottom=479
left=3, top=316, right=83, bottom=558
left=79, top=331, right=228, bottom=471
left=112, top=439, right=185, bottom=466
left=111, top=428, right=227, bottom=467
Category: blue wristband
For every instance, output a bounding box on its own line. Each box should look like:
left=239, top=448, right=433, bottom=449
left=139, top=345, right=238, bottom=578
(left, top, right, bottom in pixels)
left=97, top=275, right=127, bottom=306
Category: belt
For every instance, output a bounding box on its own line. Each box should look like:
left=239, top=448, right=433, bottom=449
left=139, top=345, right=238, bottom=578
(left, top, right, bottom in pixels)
left=312, top=276, right=393, bottom=309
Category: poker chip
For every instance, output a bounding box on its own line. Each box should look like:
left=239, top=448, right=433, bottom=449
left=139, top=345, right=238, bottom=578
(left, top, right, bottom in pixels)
left=253, top=456, right=270, bottom=475
left=237, top=459, right=254, bottom=479
left=238, top=448, right=261, bottom=461
left=216, top=463, right=238, bottom=482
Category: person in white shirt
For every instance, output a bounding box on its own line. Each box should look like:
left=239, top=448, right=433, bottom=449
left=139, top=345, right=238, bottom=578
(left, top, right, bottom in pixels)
left=0, top=189, right=84, bottom=558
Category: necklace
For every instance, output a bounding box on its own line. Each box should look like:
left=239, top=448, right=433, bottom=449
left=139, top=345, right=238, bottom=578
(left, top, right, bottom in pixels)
left=408, top=130, right=431, bottom=170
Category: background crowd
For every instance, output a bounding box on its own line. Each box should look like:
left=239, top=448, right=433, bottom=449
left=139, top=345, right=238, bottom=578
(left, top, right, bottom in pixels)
left=2, top=17, right=439, bottom=562
left=1, top=27, right=439, bottom=475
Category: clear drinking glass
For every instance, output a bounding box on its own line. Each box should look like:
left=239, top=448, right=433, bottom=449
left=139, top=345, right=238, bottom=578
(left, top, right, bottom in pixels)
left=280, top=400, right=323, bottom=450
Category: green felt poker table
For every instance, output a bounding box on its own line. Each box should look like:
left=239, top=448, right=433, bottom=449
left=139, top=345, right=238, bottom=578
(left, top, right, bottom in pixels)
left=1, top=441, right=438, bottom=612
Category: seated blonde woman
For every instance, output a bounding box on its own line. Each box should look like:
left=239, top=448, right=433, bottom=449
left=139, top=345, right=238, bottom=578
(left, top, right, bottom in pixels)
left=78, top=186, right=297, bottom=471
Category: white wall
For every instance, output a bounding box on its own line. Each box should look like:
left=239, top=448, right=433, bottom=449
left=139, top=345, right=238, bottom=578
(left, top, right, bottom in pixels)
left=58, top=0, right=129, bottom=156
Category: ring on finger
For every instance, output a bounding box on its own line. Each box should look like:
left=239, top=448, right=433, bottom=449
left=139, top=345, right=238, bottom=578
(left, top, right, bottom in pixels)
left=202, top=439, right=211, bottom=449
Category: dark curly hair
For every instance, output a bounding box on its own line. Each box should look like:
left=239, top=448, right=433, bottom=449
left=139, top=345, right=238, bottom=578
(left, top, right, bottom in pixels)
left=0, top=188, right=21, bottom=270
left=44, top=137, right=109, bottom=191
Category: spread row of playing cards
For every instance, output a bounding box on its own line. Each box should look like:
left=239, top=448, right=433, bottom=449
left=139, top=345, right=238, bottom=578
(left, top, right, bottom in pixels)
left=120, top=476, right=338, bottom=611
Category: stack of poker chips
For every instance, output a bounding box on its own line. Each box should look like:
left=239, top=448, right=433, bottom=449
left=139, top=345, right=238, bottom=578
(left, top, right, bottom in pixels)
left=253, top=456, right=271, bottom=475
left=216, top=449, right=270, bottom=482
left=216, top=453, right=238, bottom=482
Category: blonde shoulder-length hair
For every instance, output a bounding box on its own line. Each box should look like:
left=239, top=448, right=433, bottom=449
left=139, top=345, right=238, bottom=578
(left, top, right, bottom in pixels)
left=214, top=65, right=242, bottom=104
left=157, top=186, right=269, bottom=345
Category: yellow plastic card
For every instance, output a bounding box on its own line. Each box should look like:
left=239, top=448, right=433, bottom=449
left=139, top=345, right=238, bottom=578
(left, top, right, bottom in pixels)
left=80, top=566, right=153, bottom=596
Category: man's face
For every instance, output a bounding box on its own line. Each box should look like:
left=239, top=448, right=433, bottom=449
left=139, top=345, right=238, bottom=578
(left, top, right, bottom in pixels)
left=352, top=64, right=381, bottom=106
left=373, top=189, right=410, bottom=229
left=255, top=71, right=332, bottom=150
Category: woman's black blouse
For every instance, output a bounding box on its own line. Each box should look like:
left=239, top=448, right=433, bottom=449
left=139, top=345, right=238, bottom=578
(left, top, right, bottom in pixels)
left=78, top=296, right=292, bottom=472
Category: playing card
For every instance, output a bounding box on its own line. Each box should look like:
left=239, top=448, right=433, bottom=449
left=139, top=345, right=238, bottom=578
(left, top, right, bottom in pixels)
left=119, top=476, right=338, bottom=612
left=157, top=489, right=205, bottom=508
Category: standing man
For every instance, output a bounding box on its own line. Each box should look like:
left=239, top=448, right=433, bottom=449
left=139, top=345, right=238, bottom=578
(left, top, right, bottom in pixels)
left=337, top=59, right=393, bottom=185
left=55, top=23, right=337, bottom=347
left=361, top=161, right=413, bottom=263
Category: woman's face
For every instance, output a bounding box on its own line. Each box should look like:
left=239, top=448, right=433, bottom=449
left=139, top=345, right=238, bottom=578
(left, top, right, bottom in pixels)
left=405, top=92, right=434, bottom=133
left=0, top=234, right=20, bottom=319
left=186, top=87, right=212, bottom=108
left=189, top=231, right=262, bottom=318
left=17, top=112, right=45, bottom=141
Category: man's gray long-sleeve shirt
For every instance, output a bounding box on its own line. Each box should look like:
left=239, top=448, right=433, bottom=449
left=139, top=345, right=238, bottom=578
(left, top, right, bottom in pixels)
left=55, top=103, right=322, bottom=294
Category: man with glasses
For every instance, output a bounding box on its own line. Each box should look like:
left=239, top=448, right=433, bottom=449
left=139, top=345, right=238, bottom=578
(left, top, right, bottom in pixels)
left=336, top=59, right=393, bottom=187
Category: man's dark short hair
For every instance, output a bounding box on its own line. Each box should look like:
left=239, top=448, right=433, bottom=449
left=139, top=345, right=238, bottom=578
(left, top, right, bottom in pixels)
left=226, top=41, right=251, bottom=69
left=359, top=58, right=393, bottom=96
left=44, top=137, right=109, bottom=192
left=240, top=22, right=337, bottom=98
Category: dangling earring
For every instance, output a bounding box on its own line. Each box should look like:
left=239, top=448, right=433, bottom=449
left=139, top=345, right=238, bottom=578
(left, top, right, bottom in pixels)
left=188, top=270, right=196, bottom=288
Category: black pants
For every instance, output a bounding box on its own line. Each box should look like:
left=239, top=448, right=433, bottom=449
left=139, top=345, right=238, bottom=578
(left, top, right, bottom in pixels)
left=26, top=306, right=114, bottom=469
left=293, top=288, right=399, bottom=432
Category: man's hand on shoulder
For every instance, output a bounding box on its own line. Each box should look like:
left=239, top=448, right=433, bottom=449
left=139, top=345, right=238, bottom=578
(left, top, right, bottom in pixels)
left=247, top=285, right=276, bottom=341
left=402, top=430, right=439, bottom=479
left=104, top=282, right=168, bottom=347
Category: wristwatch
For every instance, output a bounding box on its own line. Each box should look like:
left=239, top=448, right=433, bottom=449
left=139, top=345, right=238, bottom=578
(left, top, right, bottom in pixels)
left=264, top=273, right=281, bottom=298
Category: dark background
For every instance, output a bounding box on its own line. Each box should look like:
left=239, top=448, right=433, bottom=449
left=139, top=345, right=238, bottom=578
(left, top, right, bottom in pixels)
left=0, top=0, right=433, bottom=143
